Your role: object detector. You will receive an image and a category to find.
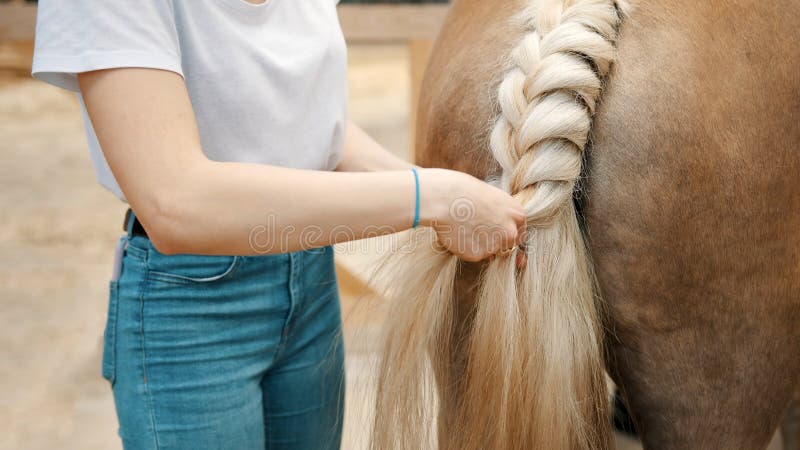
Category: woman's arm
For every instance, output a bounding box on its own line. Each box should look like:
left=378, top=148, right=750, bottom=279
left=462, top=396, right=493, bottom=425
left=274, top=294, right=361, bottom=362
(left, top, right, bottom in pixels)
left=336, top=120, right=412, bottom=172
left=78, top=68, right=524, bottom=258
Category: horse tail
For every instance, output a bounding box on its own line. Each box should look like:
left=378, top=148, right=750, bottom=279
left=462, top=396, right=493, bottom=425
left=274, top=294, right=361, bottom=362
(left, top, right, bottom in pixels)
left=372, top=1, right=628, bottom=448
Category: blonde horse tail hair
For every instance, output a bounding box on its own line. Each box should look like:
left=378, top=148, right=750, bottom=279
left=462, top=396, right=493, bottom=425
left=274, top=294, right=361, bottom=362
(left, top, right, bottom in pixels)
left=372, top=1, right=628, bottom=449
left=372, top=230, right=459, bottom=449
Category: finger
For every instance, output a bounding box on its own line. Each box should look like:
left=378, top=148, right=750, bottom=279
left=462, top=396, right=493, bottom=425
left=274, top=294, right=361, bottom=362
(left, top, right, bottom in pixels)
left=510, top=207, right=526, bottom=227
left=503, top=224, right=519, bottom=250
left=497, top=237, right=516, bottom=256
left=460, top=252, right=482, bottom=263
left=498, top=244, right=516, bottom=258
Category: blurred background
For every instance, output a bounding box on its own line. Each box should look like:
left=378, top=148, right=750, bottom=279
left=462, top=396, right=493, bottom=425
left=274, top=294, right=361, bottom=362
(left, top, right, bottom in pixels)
left=0, top=1, right=785, bottom=449
left=1, top=1, right=442, bottom=448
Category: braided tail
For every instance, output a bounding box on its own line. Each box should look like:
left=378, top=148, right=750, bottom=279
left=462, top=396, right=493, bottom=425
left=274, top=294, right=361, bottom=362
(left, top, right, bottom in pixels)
left=372, top=1, right=627, bottom=449
left=457, top=1, right=625, bottom=448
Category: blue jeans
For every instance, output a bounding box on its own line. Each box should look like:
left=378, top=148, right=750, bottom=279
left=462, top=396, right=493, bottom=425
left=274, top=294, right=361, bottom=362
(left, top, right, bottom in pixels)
left=102, top=235, right=345, bottom=449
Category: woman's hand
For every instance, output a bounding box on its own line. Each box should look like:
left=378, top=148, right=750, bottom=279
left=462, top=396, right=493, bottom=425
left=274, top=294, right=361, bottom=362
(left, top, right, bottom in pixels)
left=419, top=169, right=526, bottom=262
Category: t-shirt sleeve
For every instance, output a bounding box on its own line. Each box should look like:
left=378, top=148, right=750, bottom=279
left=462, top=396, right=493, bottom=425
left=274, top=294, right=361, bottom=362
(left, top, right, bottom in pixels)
left=32, top=0, right=183, bottom=92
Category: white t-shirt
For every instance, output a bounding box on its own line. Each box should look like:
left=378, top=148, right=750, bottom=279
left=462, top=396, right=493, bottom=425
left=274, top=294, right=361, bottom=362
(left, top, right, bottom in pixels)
left=32, top=0, right=348, bottom=201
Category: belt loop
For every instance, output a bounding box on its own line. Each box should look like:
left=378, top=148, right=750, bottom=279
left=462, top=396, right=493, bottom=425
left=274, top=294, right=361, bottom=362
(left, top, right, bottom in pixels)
left=125, top=209, right=136, bottom=239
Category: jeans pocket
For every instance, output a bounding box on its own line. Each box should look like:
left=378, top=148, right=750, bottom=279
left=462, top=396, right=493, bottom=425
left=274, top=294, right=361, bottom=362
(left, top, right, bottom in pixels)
left=101, top=280, right=119, bottom=385
left=145, top=241, right=241, bottom=285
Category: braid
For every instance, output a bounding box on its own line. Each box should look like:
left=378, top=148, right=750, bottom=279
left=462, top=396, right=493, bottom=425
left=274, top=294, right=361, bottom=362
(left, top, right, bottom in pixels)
left=492, top=0, right=621, bottom=215
left=371, top=1, right=628, bottom=449
left=458, top=1, right=626, bottom=448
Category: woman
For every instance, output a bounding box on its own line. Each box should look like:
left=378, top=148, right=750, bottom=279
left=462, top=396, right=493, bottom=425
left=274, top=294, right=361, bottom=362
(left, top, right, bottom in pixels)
left=32, top=0, right=524, bottom=448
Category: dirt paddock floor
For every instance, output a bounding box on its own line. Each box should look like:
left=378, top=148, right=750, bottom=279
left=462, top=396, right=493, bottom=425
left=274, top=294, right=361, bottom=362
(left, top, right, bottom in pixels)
left=0, top=44, right=784, bottom=450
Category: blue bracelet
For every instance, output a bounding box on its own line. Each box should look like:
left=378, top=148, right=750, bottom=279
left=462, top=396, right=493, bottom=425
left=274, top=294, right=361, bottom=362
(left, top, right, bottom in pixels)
left=411, top=167, right=420, bottom=228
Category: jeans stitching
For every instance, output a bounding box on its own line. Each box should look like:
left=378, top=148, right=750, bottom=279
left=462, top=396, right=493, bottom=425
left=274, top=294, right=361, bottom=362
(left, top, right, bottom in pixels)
left=124, top=242, right=147, bottom=260
left=274, top=252, right=300, bottom=363
left=103, top=281, right=119, bottom=384
left=138, top=248, right=161, bottom=450
left=146, top=256, right=241, bottom=285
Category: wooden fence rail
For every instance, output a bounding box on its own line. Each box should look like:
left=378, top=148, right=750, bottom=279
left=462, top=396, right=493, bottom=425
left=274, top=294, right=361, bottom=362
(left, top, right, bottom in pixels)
left=0, top=3, right=448, bottom=68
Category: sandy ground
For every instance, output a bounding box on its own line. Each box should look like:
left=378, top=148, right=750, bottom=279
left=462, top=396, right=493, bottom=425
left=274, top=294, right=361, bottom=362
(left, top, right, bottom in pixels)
left=0, top=45, right=784, bottom=450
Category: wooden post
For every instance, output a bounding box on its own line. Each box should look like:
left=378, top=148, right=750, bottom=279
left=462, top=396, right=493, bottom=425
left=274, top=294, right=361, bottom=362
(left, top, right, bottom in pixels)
left=337, top=4, right=448, bottom=43
left=0, top=2, right=37, bottom=72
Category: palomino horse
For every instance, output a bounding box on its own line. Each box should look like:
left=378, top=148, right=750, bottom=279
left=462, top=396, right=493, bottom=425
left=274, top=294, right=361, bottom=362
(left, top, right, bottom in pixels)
left=373, top=0, right=800, bottom=449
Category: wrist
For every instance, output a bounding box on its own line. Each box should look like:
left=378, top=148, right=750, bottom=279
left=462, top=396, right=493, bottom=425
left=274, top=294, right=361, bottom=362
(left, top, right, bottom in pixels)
left=417, top=168, right=454, bottom=227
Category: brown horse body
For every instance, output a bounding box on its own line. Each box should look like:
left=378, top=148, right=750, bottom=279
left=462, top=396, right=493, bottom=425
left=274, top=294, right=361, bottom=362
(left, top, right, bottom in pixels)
left=415, top=0, right=800, bottom=448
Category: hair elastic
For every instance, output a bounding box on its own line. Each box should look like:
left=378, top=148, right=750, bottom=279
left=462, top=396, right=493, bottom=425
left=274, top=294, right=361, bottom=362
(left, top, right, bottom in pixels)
left=411, top=167, right=420, bottom=228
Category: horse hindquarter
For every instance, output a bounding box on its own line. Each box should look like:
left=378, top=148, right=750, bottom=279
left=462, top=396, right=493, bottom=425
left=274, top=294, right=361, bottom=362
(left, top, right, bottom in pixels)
left=586, top=1, right=800, bottom=448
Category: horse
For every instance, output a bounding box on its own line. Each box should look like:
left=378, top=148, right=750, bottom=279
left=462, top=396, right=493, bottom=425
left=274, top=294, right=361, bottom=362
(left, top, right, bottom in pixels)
left=371, top=0, right=800, bottom=449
